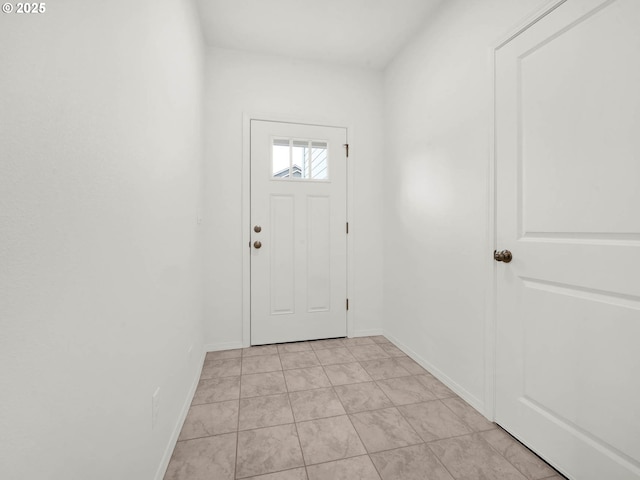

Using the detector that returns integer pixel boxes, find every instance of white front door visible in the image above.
[495,1,640,479]
[250,120,347,345]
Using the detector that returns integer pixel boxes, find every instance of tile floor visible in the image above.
[164,336,564,480]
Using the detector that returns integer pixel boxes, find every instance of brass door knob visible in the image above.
[494,250,512,263]
[253,241,262,249]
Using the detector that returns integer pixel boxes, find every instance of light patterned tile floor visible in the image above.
[164,336,564,480]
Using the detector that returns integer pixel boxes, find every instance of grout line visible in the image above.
[316,360,360,367]
[484,425,564,479]
[233,349,244,480]
[438,395,497,433]
[479,432,537,480]
[367,397,423,442]
[334,384,372,455]
[282,364,322,371]
[426,430,500,445]
[175,428,238,444]
[420,441,459,480]
[304,452,380,471]
[310,344,348,352]
[190,378,241,407]
[367,453,384,480]
[241,466,307,480]
[424,436,478,480]
[283,358,308,474]
[238,466,306,480]
[234,390,240,479]
[293,411,351,427]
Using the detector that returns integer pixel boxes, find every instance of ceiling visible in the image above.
[195,0,444,69]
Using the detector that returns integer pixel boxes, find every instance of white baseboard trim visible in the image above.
[384,332,487,417]
[154,348,205,480]
[350,328,384,338]
[203,341,244,353]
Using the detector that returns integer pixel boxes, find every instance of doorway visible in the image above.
[249,120,348,345]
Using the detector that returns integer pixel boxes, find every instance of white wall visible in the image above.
[383,0,547,412]
[203,47,385,348]
[0,1,205,479]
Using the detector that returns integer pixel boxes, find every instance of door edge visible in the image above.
[485,0,567,423]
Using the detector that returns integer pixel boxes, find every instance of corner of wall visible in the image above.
[154,349,206,480]
[383,332,487,415]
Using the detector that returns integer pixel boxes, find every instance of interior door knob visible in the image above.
[494,250,512,263]
[253,241,262,249]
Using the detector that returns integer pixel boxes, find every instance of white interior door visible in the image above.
[250,120,347,345]
[495,0,640,478]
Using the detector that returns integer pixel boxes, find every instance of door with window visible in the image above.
[495,0,640,478]
[250,120,347,345]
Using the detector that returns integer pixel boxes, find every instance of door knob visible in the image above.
[494,250,512,263]
[254,225,262,233]
[253,241,262,249]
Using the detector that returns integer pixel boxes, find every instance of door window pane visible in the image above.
[272,139,291,178]
[292,140,308,178]
[310,142,328,180]
[272,138,329,181]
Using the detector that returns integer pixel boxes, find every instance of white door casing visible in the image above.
[250,120,348,345]
[495,0,640,479]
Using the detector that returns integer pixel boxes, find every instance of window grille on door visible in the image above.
[272,138,329,181]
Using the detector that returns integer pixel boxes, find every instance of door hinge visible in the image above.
[346,222,349,234]
[346,298,349,311]
[344,143,349,158]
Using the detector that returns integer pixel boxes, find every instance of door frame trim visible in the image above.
[485,0,567,421]
[242,113,353,347]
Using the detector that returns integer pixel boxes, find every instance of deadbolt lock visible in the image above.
[254,225,262,233]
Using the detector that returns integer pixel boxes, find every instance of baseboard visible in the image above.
[154,348,205,480]
[350,328,384,338]
[203,341,244,352]
[383,332,487,416]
